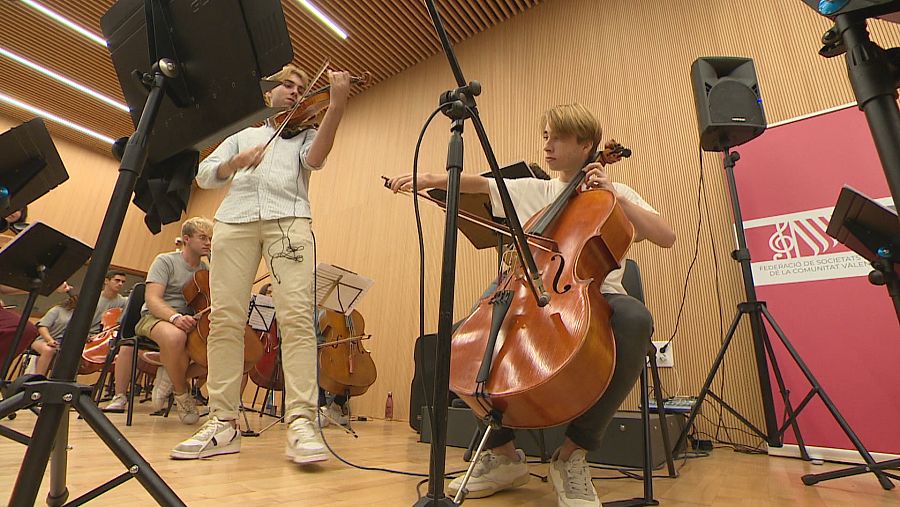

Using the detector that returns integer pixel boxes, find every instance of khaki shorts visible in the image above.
[134,313,164,338]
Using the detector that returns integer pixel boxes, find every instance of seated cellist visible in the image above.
[103,217,212,423]
[387,103,676,507]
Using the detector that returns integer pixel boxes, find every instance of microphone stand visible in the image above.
[415,2,548,505]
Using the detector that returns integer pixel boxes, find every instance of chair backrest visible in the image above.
[118,282,146,339]
[621,259,645,304]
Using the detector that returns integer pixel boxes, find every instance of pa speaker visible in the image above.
[691,57,767,152]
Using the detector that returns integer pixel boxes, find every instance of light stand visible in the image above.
[416,2,549,505]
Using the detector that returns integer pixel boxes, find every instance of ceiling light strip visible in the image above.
[0,92,115,144]
[0,48,128,113]
[20,0,107,47]
[296,0,349,40]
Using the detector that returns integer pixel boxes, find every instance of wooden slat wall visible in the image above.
[190,0,900,445]
[0,0,541,154]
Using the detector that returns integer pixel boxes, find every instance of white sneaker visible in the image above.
[174,392,199,425]
[102,394,127,413]
[327,402,349,426]
[170,417,240,459]
[447,449,529,499]
[286,417,328,464]
[549,449,600,507]
[151,367,173,411]
[317,406,332,428]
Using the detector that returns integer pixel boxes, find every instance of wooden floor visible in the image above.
[0,403,897,506]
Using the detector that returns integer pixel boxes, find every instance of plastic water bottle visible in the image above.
[264,391,276,416]
[385,392,394,421]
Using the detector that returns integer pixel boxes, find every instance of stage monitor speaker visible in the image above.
[420,407,686,470]
[409,333,459,431]
[691,57,767,152]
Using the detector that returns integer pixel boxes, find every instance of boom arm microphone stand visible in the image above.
[416,2,549,505]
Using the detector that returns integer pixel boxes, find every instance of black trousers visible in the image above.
[484,293,653,451]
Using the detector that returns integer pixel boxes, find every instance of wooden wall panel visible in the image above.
[187,0,900,445]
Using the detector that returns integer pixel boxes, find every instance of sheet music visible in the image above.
[314,263,374,315]
[247,294,276,331]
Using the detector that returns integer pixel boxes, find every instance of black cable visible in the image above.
[657,142,706,361]
[699,149,743,449]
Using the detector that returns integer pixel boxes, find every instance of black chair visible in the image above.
[91,283,159,426]
[606,259,677,507]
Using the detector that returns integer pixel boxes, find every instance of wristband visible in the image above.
[168,313,183,324]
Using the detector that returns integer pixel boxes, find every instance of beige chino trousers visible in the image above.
[206,218,317,422]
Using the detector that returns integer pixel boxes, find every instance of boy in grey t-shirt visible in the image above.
[32,294,78,376]
[104,217,212,422]
[91,271,128,334]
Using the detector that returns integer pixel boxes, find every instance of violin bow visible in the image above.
[381,176,559,254]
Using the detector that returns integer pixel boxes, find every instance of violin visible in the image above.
[272,72,371,139]
[183,270,265,374]
[449,149,635,429]
[79,307,123,375]
[317,309,376,397]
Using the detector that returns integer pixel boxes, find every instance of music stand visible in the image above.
[315,264,374,315]
[0,118,69,216]
[827,186,900,322]
[0,1,293,505]
[0,222,91,382]
[426,161,539,250]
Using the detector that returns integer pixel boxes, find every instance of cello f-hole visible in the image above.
[550,254,571,294]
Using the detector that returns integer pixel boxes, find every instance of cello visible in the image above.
[317,309,376,397]
[449,150,634,429]
[183,270,265,373]
[249,315,283,391]
[79,307,123,375]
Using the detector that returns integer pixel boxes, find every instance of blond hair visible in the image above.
[267,64,309,85]
[541,104,602,152]
[181,217,212,238]
[264,64,309,107]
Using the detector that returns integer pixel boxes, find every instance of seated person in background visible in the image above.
[91,271,127,334]
[0,208,70,379]
[0,288,39,380]
[103,217,211,422]
[31,292,79,376]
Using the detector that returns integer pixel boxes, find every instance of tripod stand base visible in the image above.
[801,458,900,490]
[412,497,458,507]
[604,499,659,507]
[0,381,185,506]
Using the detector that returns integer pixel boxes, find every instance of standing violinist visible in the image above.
[173,65,350,463]
[387,104,675,507]
[106,217,212,423]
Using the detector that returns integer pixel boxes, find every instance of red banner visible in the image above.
[733,105,899,454]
